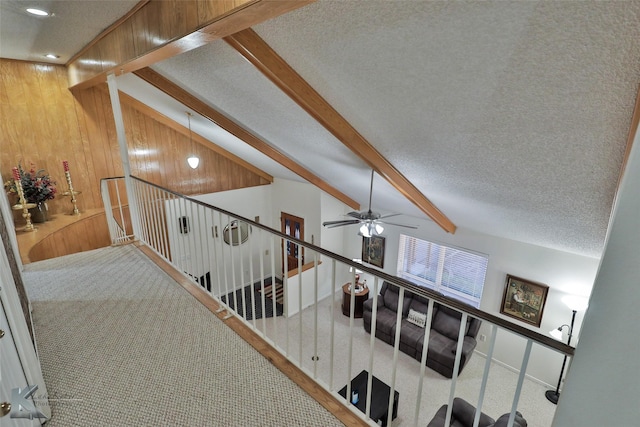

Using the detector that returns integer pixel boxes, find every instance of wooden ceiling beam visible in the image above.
[224,28,456,234]
[67,0,314,89]
[133,67,360,210]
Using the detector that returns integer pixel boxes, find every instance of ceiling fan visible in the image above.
[322,170,417,237]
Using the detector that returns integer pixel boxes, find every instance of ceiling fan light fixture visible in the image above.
[360,223,371,237]
[375,223,384,234]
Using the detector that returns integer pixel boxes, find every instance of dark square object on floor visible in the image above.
[338,370,399,426]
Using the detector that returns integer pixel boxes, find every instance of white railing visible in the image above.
[100,177,134,244]
[103,176,573,427]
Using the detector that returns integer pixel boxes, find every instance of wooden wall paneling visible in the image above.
[73,88,108,210]
[158,118,174,189]
[119,89,272,182]
[145,117,164,183]
[71,88,102,211]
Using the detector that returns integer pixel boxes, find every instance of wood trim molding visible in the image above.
[116,89,273,183]
[133,67,360,210]
[224,28,456,234]
[67,0,314,89]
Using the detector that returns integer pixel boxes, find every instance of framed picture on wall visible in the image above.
[362,235,385,268]
[500,274,549,327]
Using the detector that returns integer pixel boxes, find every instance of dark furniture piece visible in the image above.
[341,282,369,318]
[363,282,481,378]
[338,370,399,427]
[427,397,528,427]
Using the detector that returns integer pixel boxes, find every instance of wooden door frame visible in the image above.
[280,212,304,274]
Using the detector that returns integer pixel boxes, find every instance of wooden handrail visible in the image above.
[127,174,574,357]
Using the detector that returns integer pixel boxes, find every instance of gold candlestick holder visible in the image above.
[63,170,81,215]
[12,177,36,232]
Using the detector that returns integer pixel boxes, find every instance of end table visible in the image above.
[342,282,369,318]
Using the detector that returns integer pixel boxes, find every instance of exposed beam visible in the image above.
[67,0,314,89]
[224,28,457,234]
[117,89,274,183]
[133,68,360,210]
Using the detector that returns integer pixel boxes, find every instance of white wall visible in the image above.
[271,178,335,315]
[552,122,640,425]
[340,215,599,387]
[165,180,346,316]
[164,185,274,295]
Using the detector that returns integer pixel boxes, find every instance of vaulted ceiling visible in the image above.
[2,1,639,258]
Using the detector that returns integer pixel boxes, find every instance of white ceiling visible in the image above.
[2,1,639,259]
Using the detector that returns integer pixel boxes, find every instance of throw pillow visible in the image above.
[407,308,427,328]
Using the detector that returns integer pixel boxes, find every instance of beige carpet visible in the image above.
[23,245,344,427]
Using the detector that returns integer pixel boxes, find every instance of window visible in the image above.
[397,234,488,308]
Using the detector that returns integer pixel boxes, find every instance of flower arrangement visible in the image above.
[4,164,57,204]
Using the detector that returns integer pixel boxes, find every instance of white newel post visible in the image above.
[106,73,142,241]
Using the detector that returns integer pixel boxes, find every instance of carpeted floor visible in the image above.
[23,245,344,427]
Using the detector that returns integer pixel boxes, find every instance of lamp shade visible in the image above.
[360,223,371,237]
[187,156,200,169]
[549,328,563,340]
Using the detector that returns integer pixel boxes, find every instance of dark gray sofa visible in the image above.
[363,282,481,378]
[427,397,527,427]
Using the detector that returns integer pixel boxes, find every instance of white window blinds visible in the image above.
[397,234,488,308]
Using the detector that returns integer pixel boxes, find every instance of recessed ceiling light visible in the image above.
[26,8,50,16]
[45,54,60,59]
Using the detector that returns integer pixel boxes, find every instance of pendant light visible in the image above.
[186,112,200,169]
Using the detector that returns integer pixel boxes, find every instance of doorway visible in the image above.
[281,212,304,273]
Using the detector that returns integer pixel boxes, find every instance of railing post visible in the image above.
[106,74,142,240]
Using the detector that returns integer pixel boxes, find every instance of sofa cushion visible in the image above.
[399,319,428,349]
[432,305,474,340]
[382,283,413,316]
[424,330,457,366]
[408,293,429,312]
[370,307,399,338]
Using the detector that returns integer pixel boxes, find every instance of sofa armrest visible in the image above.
[451,336,478,357]
[451,398,495,427]
[363,296,385,313]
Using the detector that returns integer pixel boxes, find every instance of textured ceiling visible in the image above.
[0,0,138,64]
[1,1,639,258]
[150,1,640,257]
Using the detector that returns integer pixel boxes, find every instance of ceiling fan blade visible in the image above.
[322,219,360,228]
[378,220,418,229]
[379,213,401,219]
[346,211,364,219]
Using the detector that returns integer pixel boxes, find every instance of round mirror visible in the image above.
[223,220,251,246]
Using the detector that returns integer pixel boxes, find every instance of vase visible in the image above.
[29,203,48,223]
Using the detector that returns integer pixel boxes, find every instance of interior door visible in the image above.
[281,212,304,273]
[0,300,42,426]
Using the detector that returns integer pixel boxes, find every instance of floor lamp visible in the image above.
[545,295,588,404]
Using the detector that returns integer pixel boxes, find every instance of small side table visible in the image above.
[342,283,369,318]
